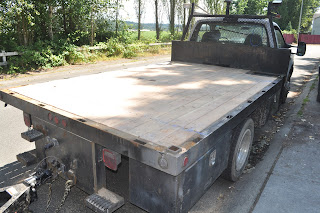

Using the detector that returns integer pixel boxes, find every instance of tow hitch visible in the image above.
[0,168,52,213]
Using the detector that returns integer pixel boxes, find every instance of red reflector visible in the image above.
[61,120,67,127]
[54,116,59,124]
[183,156,189,167]
[103,149,121,171]
[23,112,32,127]
[48,113,53,121]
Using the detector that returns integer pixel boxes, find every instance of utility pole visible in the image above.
[297,0,304,42]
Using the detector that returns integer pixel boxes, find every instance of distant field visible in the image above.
[130,31,181,42]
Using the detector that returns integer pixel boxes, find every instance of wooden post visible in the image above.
[0,51,19,66]
[1,50,7,66]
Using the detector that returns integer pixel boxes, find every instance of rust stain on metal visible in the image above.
[35,124,48,135]
[153,145,166,152]
[63,131,68,138]
[131,141,141,147]
[182,141,197,150]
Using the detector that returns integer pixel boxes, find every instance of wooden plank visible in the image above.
[87,63,233,122]
[101,65,245,130]
[134,78,271,144]
[126,71,257,134]
[156,81,274,147]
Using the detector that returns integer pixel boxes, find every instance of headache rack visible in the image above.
[181,1,283,45]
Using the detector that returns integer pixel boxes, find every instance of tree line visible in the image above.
[0,0,319,74]
[1,0,319,50]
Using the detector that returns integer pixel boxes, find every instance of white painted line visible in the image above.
[5,171,12,175]
[13,162,21,166]
[10,173,24,180]
[0,166,9,172]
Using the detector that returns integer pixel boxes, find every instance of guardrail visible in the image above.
[149,42,171,46]
[77,42,172,51]
[0,51,19,66]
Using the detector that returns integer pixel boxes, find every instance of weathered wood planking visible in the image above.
[12,62,276,147]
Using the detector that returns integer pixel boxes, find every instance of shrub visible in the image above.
[123,43,144,58]
[2,34,170,74]
[106,38,125,56]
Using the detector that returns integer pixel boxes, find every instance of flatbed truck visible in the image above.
[0,1,306,213]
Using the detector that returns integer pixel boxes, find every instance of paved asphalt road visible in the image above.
[0,46,319,213]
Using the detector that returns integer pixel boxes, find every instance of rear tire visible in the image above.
[222,118,254,182]
[281,68,293,104]
[280,81,290,104]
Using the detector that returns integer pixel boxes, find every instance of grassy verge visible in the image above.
[297,76,318,116]
[0,39,172,75]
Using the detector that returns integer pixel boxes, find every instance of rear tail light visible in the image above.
[103,149,121,171]
[23,112,32,127]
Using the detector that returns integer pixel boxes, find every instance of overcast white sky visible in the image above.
[120,1,211,24]
[121,0,169,24]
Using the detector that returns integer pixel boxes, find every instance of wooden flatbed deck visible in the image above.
[11,62,277,147]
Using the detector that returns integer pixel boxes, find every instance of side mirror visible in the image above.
[296,42,306,56]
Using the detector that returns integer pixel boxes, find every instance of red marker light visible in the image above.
[61,120,67,127]
[183,156,189,167]
[54,116,59,124]
[48,113,53,121]
[23,112,32,127]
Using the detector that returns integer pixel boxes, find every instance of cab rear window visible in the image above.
[190,22,269,47]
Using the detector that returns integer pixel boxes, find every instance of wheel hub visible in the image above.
[236,129,252,171]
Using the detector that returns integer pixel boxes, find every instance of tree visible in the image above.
[182,0,186,30]
[205,0,224,14]
[115,0,120,36]
[169,0,176,35]
[155,0,160,40]
[135,0,144,40]
[0,0,38,46]
[232,0,248,14]
[276,0,320,33]
[205,0,215,14]
[243,0,270,15]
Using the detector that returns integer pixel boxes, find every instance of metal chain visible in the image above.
[45,174,59,213]
[54,180,74,213]
[45,182,53,213]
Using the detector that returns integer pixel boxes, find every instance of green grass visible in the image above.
[310,79,317,91]
[129,31,181,43]
[130,31,157,42]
